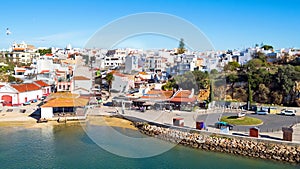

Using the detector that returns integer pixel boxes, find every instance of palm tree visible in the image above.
[105,73,114,96]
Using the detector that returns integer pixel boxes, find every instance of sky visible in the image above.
[0,0,299,50]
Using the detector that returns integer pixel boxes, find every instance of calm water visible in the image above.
[0,123,298,169]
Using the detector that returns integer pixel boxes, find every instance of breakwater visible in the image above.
[134,122,300,163]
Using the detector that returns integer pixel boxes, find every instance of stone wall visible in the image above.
[134,122,300,163]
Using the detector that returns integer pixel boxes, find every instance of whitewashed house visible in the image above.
[0,83,43,106]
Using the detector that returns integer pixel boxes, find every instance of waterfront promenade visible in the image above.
[1,100,299,143]
[88,104,300,143]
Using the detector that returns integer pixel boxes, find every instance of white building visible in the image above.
[125,55,139,73]
[10,42,39,64]
[0,82,46,106]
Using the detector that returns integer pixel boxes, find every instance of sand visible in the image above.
[0,111,137,130]
[87,116,138,130]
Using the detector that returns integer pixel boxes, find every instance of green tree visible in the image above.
[38,48,52,56]
[105,73,114,94]
[210,69,218,75]
[248,81,253,105]
[270,91,283,105]
[192,70,209,89]
[244,59,264,69]
[261,45,273,50]
[275,65,297,105]
[224,62,240,72]
[255,84,270,104]
[162,78,177,91]
[226,73,239,99]
[209,80,214,102]
[177,38,185,54]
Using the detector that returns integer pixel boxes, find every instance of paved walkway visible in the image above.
[92,105,300,143]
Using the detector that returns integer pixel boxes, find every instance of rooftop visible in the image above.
[34,80,50,87]
[11,83,40,92]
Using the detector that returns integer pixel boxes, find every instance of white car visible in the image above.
[281,110,296,116]
[256,110,268,115]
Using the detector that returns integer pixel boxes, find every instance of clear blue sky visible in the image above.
[0,0,299,50]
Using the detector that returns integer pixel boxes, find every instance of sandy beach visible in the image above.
[87,116,138,130]
[0,110,137,130]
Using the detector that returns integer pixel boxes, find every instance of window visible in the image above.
[59,85,61,89]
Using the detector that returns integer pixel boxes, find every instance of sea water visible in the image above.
[0,123,298,169]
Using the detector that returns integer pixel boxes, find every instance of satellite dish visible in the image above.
[6,28,11,35]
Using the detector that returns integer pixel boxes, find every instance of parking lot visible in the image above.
[196,112,299,132]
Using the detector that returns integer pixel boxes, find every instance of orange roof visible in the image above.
[16,69,26,72]
[174,90,192,98]
[45,92,79,101]
[139,72,148,75]
[141,90,173,100]
[0,85,4,88]
[13,48,25,51]
[56,70,66,73]
[11,83,40,92]
[170,97,197,103]
[40,70,50,74]
[73,76,90,80]
[34,80,50,87]
[45,53,53,56]
[41,97,88,107]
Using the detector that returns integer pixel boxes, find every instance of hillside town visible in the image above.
[0,41,300,117]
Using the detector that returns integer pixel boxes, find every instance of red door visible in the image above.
[2,95,12,106]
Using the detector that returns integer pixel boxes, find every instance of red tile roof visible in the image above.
[174,90,192,98]
[73,76,90,80]
[16,69,26,72]
[141,90,173,100]
[11,83,40,92]
[40,70,49,74]
[34,80,50,87]
[13,48,25,51]
[170,97,196,103]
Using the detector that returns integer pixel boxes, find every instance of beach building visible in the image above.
[40,93,88,119]
[0,82,44,106]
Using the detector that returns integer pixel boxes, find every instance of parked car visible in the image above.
[215,121,233,130]
[31,99,38,103]
[280,109,296,116]
[256,110,268,115]
[23,101,31,106]
[40,96,47,101]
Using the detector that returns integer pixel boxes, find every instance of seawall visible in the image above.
[127,118,300,163]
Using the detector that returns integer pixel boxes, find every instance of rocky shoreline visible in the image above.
[134,122,300,163]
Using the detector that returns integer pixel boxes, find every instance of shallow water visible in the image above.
[0,122,298,169]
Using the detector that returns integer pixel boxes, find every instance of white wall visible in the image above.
[41,107,53,118]
[19,90,42,103]
[73,80,92,95]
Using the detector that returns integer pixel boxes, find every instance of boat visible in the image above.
[37,118,48,123]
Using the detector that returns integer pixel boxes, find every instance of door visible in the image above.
[2,95,12,106]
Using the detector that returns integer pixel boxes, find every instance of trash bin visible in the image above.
[249,127,259,137]
[282,127,293,141]
[173,117,184,127]
[196,121,205,130]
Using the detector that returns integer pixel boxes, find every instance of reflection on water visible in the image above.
[0,123,298,169]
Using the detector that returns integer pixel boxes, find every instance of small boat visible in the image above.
[37,118,48,123]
